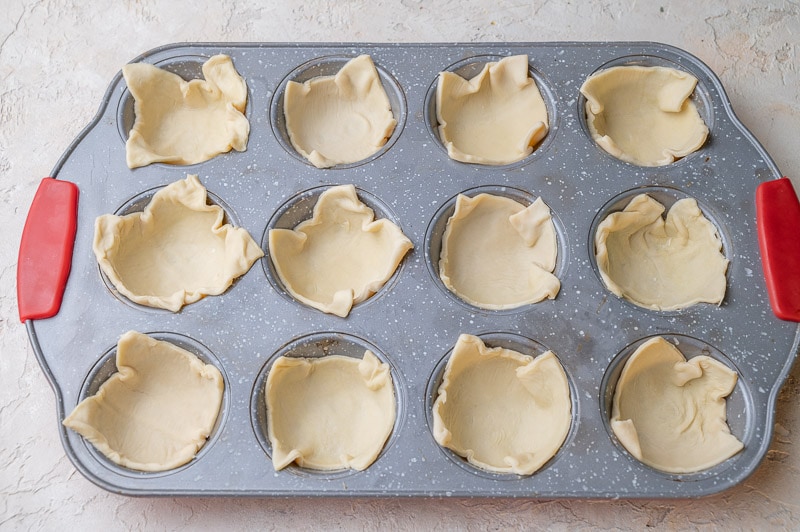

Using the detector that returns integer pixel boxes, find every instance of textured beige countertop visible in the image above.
[2,1,799,529]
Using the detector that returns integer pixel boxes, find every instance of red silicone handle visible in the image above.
[17,178,79,322]
[756,177,800,322]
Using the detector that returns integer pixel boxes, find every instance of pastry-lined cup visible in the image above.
[423,55,558,169]
[588,185,732,314]
[250,332,405,479]
[424,185,569,314]
[116,54,253,163]
[97,184,243,313]
[261,185,409,313]
[424,332,578,479]
[269,55,406,169]
[577,54,715,168]
[600,333,753,480]
[68,332,229,477]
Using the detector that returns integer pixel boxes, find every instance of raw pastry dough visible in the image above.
[436,55,548,165]
[611,336,744,473]
[580,65,708,166]
[63,331,224,472]
[123,54,249,168]
[266,351,395,471]
[269,184,413,317]
[440,193,560,309]
[284,55,396,168]
[94,174,264,312]
[432,334,571,475]
[595,194,727,310]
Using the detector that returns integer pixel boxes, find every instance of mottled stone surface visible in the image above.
[1,1,798,529]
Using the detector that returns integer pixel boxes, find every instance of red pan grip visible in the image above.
[17,178,79,322]
[756,177,800,322]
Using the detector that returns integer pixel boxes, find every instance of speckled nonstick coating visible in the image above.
[27,42,799,497]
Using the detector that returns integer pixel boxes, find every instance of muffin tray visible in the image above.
[20,42,800,498]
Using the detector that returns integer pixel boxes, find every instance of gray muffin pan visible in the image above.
[26,42,799,498]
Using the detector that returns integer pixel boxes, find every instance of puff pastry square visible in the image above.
[63,331,224,472]
[94,174,264,311]
[123,54,249,168]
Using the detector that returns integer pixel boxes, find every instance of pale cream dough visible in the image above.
[611,336,744,473]
[594,193,727,310]
[268,184,413,317]
[432,334,571,475]
[436,55,549,165]
[63,331,224,472]
[439,193,560,309]
[266,350,395,471]
[580,65,708,166]
[284,55,396,168]
[123,54,249,168]
[94,174,264,312]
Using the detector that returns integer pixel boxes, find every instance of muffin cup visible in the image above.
[250,331,406,479]
[261,184,409,313]
[97,184,243,313]
[68,331,230,477]
[423,54,559,169]
[269,55,406,169]
[116,54,254,168]
[599,333,753,480]
[424,331,578,479]
[424,185,570,314]
[576,54,715,168]
[588,185,732,315]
